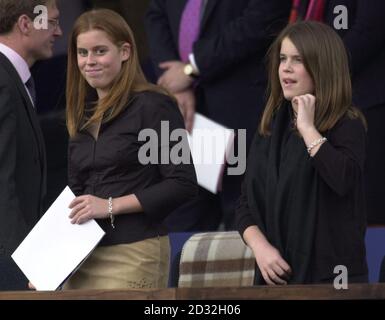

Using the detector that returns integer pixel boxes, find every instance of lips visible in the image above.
[282,78,297,85]
[281,78,298,89]
[85,69,102,77]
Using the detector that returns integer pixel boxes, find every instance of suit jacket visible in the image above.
[324,0,385,109]
[145,0,291,145]
[0,52,46,288]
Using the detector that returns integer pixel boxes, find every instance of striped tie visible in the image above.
[305,0,325,21]
[289,0,325,23]
[25,76,37,107]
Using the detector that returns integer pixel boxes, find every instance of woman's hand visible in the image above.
[253,241,292,285]
[243,225,292,285]
[174,89,196,133]
[69,195,109,224]
[28,282,36,290]
[292,94,316,135]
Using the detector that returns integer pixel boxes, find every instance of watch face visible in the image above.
[184,64,194,75]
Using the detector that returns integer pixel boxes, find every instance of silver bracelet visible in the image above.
[108,197,115,229]
[307,137,327,155]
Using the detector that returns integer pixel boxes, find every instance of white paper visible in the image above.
[11,186,105,291]
[188,113,234,194]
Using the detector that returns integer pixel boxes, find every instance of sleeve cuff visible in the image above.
[310,140,330,168]
[188,53,200,75]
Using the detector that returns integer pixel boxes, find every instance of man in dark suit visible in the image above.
[323,0,385,225]
[145,0,291,231]
[0,0,62,290]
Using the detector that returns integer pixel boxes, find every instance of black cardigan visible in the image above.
[68,91,198,246]
[236,109,368,283]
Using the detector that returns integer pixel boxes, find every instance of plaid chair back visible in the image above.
[178,231,255,287]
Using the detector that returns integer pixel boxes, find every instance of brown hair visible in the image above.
[0,0,55,34]
[66,9,168,138]
[259,21,366,135]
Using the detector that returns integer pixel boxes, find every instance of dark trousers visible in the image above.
[380,256,385,282]
[316,274,368,284]
[0,257,28,291]
[363,105,385,225]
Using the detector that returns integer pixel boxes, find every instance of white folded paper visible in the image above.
[12,186,105,291]
[188,113,234,194]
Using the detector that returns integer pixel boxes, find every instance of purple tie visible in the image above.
[178,0,203,62]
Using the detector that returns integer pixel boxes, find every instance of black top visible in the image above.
[236,105,368,283]
[68,91,198,246]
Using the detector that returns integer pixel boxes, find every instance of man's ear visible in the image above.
[121,43,131,62]
[17,14,33,35]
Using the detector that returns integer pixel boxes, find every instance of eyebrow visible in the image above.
[279,53,301,57]
[77,45,109,50]
[48,14,60,20]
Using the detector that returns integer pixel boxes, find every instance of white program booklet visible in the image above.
[188,113,234,194]
[12,186,105,291]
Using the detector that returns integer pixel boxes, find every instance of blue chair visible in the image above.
[365,226,385,282]
[168,232,196,287]
[380,256,385,282]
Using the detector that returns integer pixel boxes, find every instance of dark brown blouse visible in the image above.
[68,91,198,246]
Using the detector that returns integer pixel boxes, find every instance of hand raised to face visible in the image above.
[292,94,316,135]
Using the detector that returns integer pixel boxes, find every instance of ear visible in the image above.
[17,14,34,35]
[120,43,131,62]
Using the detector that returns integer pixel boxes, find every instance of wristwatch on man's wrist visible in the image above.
[183,63,198,78]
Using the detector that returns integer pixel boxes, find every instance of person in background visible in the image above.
[0,0,62,290]
[63,9,197,289]
[145,0,291,232]
[290,0,385,225]
[236,21,368,284]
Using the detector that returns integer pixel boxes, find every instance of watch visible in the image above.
[183,63,197,78]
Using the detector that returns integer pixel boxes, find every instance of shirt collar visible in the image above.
[0,43,31,84]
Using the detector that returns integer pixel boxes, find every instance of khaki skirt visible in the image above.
[63,236,170,290]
